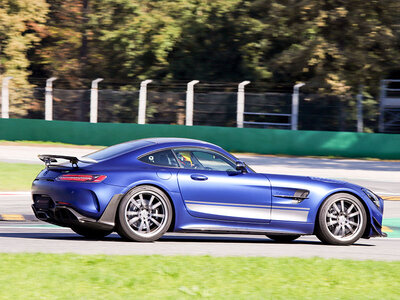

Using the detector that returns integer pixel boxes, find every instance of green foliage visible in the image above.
[165,0,266,81]
[85,0,264,82]
[3,0,400,116]
[250,0,400,95]
[30,0,400,96]
[35,0,89,87]
[0,0,48,115]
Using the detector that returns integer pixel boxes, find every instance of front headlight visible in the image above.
[362,188,380,208]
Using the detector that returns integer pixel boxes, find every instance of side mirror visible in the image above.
[236,161,247,173]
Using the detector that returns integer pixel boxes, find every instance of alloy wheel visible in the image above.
[124,190,168,238]
[325,198,363,241]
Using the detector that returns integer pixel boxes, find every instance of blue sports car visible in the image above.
[32,138,385,245]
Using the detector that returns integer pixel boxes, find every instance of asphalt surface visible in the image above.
[0,225,399,260]
[0,144,399,260]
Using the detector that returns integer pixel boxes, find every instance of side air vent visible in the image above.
[273,189,310,203]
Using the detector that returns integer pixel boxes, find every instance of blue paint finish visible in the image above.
[177,169,271,223]
[31,137,385,239]
[32,179,124,219]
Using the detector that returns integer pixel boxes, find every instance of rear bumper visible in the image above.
[32,193,123,230]
[32,178,124,219]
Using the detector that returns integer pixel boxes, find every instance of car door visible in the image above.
[174,148,271,223]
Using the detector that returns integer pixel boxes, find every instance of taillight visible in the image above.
[56,174,107,183]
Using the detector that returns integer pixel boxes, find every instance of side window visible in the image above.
[139,150,179,167]
[173,149,236,171]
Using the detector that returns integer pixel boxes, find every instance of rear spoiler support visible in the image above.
[38,154,97,168]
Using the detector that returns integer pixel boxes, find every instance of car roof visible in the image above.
[141,137,213,146]
[132,137,232,158]
[86,137,236,164]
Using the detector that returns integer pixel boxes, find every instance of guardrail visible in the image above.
[1,118,400,159]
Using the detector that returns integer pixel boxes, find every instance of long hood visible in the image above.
[261,173,365,202]
[262,173,349,188]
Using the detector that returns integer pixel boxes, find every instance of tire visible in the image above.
[116,185,173,242]
[316,193,367,245]
[71,226,113,239]
[266,234,301,243]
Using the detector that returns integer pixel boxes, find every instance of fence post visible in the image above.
[1,76,13,119]
[356,85,364,133]
[291,83,305,130]
[90,78,103,123]
[45,77,57,121]
[186,80,199,126]
[138,79,152,124]
[237,81,250,128]
[378,80,387,133]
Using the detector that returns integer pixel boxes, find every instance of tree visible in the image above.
[250,0,400,95]
[166,0,266,81]
[33,0,89,87]
[0,0,48,115]
[86,0,265,82]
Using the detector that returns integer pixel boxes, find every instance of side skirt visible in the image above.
[178,228,307,236]
[177,221,314,236]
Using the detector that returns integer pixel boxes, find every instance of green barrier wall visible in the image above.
[1,118,400,159]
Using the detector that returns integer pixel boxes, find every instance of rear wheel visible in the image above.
[316,193,367,245]
[116,185,172,242]
[266,234,300,243]
[71,226,113,239]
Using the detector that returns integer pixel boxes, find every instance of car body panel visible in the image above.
[177,169,272,223]
[31,138,385,239]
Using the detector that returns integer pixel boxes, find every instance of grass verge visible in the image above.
[0,254,399,299]
[0,140,102,148]
[0,162,43,191]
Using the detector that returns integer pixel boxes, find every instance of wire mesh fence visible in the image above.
[4,84,383,133]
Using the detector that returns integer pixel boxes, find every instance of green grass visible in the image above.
[0,140,82,146]
[0,162,43,191]
[0,140,102,148]
[0,254,399,299]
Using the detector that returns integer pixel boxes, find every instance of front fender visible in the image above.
[311,186,384,238]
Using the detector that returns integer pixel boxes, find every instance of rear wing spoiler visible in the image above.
[38,154,97,168]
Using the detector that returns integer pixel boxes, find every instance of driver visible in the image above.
[177,151,194,168]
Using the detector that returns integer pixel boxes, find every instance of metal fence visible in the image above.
[0,77,390,133]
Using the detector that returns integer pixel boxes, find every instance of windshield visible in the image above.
[85,140,154,161]
[244,162,256,173]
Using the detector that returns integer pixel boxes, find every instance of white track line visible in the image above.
[0,191,31,196]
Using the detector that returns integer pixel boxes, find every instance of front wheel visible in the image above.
[316,193,367,245]
[116,185,173,242]
[266,234,301,243]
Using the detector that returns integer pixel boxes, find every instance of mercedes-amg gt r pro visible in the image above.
[32,138,385,245]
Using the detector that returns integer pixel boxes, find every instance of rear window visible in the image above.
[139,150,179,167]
[85,140,154,161]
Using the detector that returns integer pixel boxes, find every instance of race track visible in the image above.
[0,224,399,261]
[0,144,399,260]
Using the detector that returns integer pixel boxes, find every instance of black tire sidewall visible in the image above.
[117,185,173,242]
[316,193,367,245]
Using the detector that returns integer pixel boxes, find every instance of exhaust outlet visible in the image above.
[36,211,49,220]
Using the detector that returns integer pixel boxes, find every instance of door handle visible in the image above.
[190,174,208,181]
